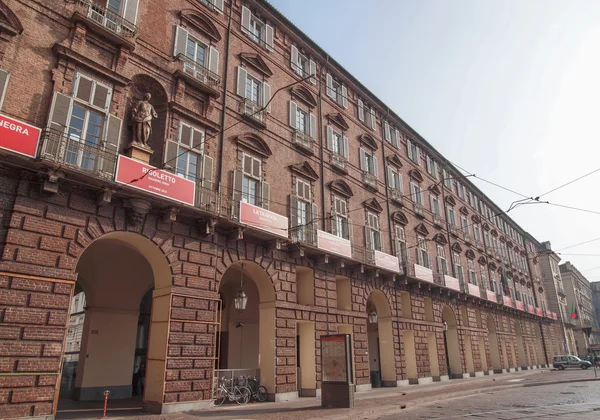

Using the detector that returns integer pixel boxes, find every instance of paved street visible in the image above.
[56,368,600,419]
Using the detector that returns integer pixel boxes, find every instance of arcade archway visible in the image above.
[366,290,395,387]
[442,305,462,378]
[515,321,528,369]
[487,314,502,372]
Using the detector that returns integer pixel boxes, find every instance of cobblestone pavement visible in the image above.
[55,368,600,420]
[381,380,600,419]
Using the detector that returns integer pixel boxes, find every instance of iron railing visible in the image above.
[433,214,444,227]
[292,130,314,153]
[330,152,347,172]
[390,189,404,205]
[40,130,117,180]
[362,172,377,189]
[413,202,424,217]
[289,225,317,247]
[240,99,265,124]
[176,54,221,90]
[75,0,137,37]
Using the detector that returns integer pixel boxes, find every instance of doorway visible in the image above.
[442,305,462,378]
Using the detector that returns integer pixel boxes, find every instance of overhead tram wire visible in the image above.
[536,166,600,199]
[554,237,600,252]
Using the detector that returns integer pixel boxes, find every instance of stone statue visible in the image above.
[131,93,158,147]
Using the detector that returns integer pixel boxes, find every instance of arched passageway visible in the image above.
[515,321,528,369]
[217,261,276,397]
[442,306,462,378]
[366,290,396,387]
[487,315,502,372]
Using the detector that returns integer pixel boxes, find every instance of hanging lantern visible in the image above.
[234,263,248,311]
[368,308,378,324]
[443,321,448,331]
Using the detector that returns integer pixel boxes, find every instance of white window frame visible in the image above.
[437,245,448,275]
[426,155,438,179]
[430,194,441,216]
[241,152,262,205]
[333,195,349,240]
[417,235,430,268]
[172,122,205,181]
[474,224,482,242]
[366,212,381,252]
[407,139,419,164]
[453,252,464,281]
[468,259,477,285]
[446,206,456,227]
[480,265,488,289]
[410,182,422,205]
[388,167,402,192]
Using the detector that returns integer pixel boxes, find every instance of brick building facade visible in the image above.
[0,0,564,418]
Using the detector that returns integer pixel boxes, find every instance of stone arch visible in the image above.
[441,305,462,378]
[366,289,396,385]
[486,314,502,372]
[180,10,222,42]
[0,1,24,36]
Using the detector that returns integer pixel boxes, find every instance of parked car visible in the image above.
[553,355,592,370]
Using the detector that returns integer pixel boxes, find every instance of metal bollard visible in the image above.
[100,390,110,419]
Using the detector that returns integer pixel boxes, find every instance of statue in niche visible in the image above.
[131,93,158,148]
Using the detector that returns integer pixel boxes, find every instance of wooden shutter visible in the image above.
[261,181,270,210]
[365,226,373,250]
[198,154,214,209]
[179,123,192,147]
[164,140,178,169]
[330,211,337,236]
[100,114,121,174]
[326,73,333,98]
[209,46,219,75]
[393,129,400,148]
[387,167,394,189]
[212,0,224,13]
[75,75,93,103]
[232,170,243,218]
[342,136,349,159]
[373,156,379,178]
[326,126,333,151]
[384,122,391,141]
[290,45,299,72]
[357,98,365,122]
[309,113,316,139]
[341,84,348,108]
[310,203,318,226]
[265,24,274,51]
[123,0,139,24]
[289,195,298,228]
[174,26,189,57]
[262,82,271,112]
[309,60,316,84]
[48,92,72,134]
[93,84,110,109]
[359,148,366,171]
[241,6,251,33]
[192,129,204,152]
[369,108,376,130]
[0,70,9,110]
[236,67,247,97]
[289,100,297,128]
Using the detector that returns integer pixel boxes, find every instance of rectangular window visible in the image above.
[460,215,469,234]
[437,245,448,275]
[333,196,349,240]
[446,206,456,227]
[407,139,419,164]
[242,153,261,205]
[245,75,261,104]
[468,260,477,285]
[331,129,343,155]
[388,167,402,191]
[394,225,408,265]
[483,230,490,247]
[366,212,381,251]
[474,224,482,242]
[430,195,441,216]
[480,265,488,289]
[490,272,498,293]
[454,253,464,281]
[417,236,430,268]
[172,122,204,181]
[443,169,452,189]
[456,182,466,200]
[185,36,207,68]
[426,156,438,179]
[410,182,422,205]
[295,107,308,134]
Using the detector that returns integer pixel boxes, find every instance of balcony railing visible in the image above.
[433,214,444,228]
[75,0,137,38]
[240,99,265,126]
[40,130,117,180]
[176,54,220,92]
[462,232,473,244]
[330,152,348,172]
[362,172,378,190]
[449,225,459,237]
[289,225,317,247]
[413,202,425,217]
[475,240,484,251]
[390,189,404,206]
[292,130,314,154]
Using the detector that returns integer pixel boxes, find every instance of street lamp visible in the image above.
[234,263,248,311]
[368,308,378,324]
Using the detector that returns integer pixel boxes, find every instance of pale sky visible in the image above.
[269,0,600,279]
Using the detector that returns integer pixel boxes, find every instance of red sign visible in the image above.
[527,305,535,314]
[444,275,461,291]
[546,310,553,318]
[115,155,196,206]
[486,290,497,302]
[239,201,288,238]
[553,312,558,320]
[503,296,513,307]
[375,250,400,273]
[515,301,525,311]
[0,114,41,158]
[317,230,352,258]
[536,308,543,317]
[467,283,480,297]
[415,264,434,283]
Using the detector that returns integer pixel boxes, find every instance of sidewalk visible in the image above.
[56,368,600,420]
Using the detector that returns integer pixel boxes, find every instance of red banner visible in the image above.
[516,301,525,311]
[115,155,196,206]
[503,296,513,307]
[527,305,535,314]
[444,275,461,291]
[467,283,480,297]
[486,290,497,302]
[317,230,352,258]
[553,312,558,320]
[374,250,400,273]
[239,201,288,238]
[546,310,553,318]
[536,308,543,317]
[0,114,41,158]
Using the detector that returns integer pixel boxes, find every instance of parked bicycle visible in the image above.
[213,377,250,406]
[244,376,268,402]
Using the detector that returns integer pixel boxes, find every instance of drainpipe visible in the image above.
[318,57,327,231]
[216,0,234,189]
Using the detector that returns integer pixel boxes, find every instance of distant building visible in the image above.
[560,262,594,356]
[588,282,600,355]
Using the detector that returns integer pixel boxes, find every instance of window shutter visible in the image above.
[262,82,271,112]
[232,170,243,218]
[373,156,379,178]
[75,75,93,103]
[330,212,338,236]
[406,138,412,158]
[384,121,391,141]
[212,0,224,13]
[241,6,251,33]
[309,60,316,84]
[179,123,192,147]
[393,129,400,148]
[101,114,122,174]
[311,203,318,226]
[92,84,110,110]
[326,126,333,151]
[48,92,72,135]
[430,195,435,213]
[0,70,8,110]
[236,67,247,97]
[309,113,316,139]
[341,84,348,108]
[164,140,178,170]
[359,148,366,171]
[261,181,270,210]
[174,26,189,57]
[289,100,297,128]
[123,0,139,24]
[365,226,373,250]
[387,167,394,189]
[290,45,299,72]
[192,129,205,152]
[358,98,365,122]
[198,154,214,208]
[290,195,299,228]
[343,136,349,159]
[209,46,219,75]
[326,73,333,98]
[265,24,274,51]
[369,108,376,130]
